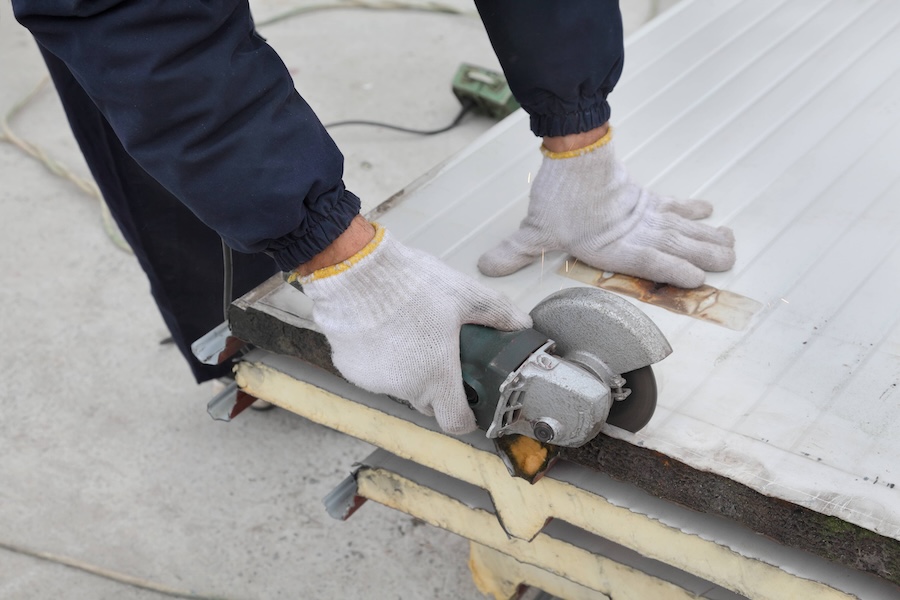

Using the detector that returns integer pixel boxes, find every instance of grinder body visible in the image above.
[460,287,672,447]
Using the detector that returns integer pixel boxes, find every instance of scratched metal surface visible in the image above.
[373,0,900,540]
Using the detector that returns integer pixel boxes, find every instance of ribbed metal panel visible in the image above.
[376,0,900,539]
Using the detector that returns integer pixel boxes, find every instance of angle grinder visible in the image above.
[461,287,671,448]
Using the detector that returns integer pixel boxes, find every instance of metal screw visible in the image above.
[536,354,556,370]
[611,376,632,402]
[533,420,556,443]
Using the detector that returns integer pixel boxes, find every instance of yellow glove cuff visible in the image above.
[540,127,613,159]
[287,222,386,285]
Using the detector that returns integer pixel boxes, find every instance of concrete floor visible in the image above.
[0,2,678,598]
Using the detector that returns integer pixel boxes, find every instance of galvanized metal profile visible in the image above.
[322,472,366,521]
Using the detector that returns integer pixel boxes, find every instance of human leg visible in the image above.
[39,45,279,382]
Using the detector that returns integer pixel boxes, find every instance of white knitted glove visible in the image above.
[297,224,533,434]
[478,130,736,288]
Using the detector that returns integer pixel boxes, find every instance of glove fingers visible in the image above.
[656,211,736,247]
[427,379,478,435]
[658,198,714,220]
[413,332,478,434]
[477,225,557,277]
[411,398,435,417]
[591,244,707,289]
[462,283,533,332]
[645,229,736,273]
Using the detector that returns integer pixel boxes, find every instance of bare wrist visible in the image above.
[295,215,375,277]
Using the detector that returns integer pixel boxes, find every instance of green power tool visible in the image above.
[460,287,672,448]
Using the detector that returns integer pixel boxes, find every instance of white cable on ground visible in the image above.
[0,77,132,253]
[0,539,243,600]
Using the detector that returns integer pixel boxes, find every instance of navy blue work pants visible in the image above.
[39,47,279,382]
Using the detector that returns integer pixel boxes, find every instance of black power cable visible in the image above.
[324,101,474,135]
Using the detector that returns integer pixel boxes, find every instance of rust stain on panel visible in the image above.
[560,261,762,331]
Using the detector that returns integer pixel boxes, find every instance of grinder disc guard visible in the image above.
[606,365,658,433]
[529,287,672,437]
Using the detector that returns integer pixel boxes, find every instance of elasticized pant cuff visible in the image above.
[528,101,611,138]
[269,188,361,271]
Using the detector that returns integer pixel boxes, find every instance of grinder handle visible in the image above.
[459,324,548,432]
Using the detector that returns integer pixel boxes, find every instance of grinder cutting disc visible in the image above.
[605,365,657,433]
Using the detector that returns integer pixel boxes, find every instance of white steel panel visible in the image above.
[613,0,791,121]
[373,0,900,540]
[619,0,742,76]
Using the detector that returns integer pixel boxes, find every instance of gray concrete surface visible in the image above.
[0,2,679,598]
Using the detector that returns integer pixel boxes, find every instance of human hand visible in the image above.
[478,131,736,288]
[298,224,533,434]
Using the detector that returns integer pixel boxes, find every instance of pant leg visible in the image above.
[39,45,279,383]
[474,0,624,137]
